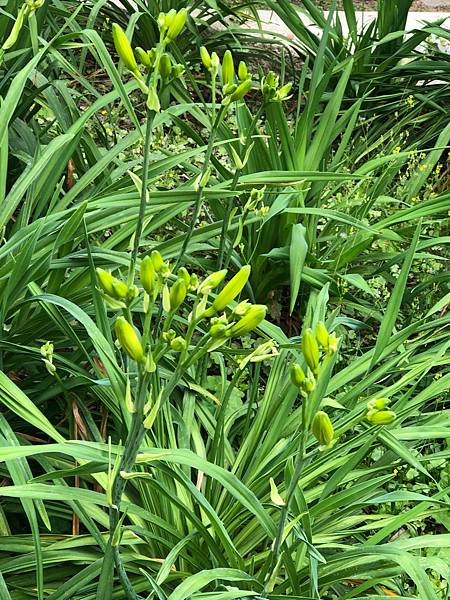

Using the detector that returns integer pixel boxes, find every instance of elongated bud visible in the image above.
[302,328,319,376]
[206,265,251,315]
[238,61,248,82]
[135,47,151,68]
[2,4,28,51]
[151,250,164,272]
[112,24,138,73]
[316,321,329,349]
[226,304,266,337]
[328,332,338,354]
[229,78,252,102]
[160,53,172,79]
[177,267,190,286]
[200,46,211,69]
[311,411,334,448]
[222,50,234,86]
[169,279,187,312]
[96,268,115,296]
[115,316,145,363]
[112,280,129,300]
[290,363,306,388]
[198,269,228,295]
[211,52,220,72]
[161,9,176,31]
[276,82,293,101]
[167,8,187,41]
[140,256,155,295]
[367,410,396,425]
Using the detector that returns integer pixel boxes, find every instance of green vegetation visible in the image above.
[0,0,449,598]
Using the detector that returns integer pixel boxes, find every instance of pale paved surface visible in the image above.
[256,10,449,39]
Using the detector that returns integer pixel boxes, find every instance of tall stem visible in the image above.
[127,110,155,287]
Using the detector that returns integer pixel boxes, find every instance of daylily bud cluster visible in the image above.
[366,397,396,425]
[40,341,56,376]
[112,8,187,112]
[200,46,253,105]
[96,268,139,309]
[261,71,293,103]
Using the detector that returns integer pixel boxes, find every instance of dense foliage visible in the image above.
[0,0,449,598]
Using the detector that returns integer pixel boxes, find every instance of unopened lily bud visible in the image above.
[206,265,251,315]
[169,279,187,312]
[211,52,220,72]
[140,255,156,295]
[290,363,306,388]
[316,321,329,349]
[198,269,228,295]
[222,82,237,97]
[166,8,187,41]
[161,9,176,31]
[151,250,164,272]
[228,79,252,103]
[200,46,211,69]
[115,316,145,363]
[170,336,186,352]
[160,53,172,79]
[112,280,129,300]
[302,328,319,376]
[189,273,198,290]
[147,86,160,112]
[311,411,334,448]
[96,268,115,297]
[367,397,390,411]
[112,24,138,73]
[162,329,176,344]
[328,332,338,354]
[226,304,266,337]
[238,61,248,81]
[303,375,316,394]
[2,4,27,51]
[367,410,396,425]
[222,50,234,86]
[210,322,227,338]
[177,267,190,286]
[135,47,151,68]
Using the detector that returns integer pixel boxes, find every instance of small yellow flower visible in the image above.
[392,146,401,154]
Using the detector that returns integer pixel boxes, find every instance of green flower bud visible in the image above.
[276,82,293,101]
[96,268,115,297]
[303,375,316,394]
[160,53,172,79]
[177,267,190,286]
[162,9,176,31]
[115,316,145,363]
[206,265,251,315]
[112,280,129,300]
[112,24,138,73]
[233,300,252,317]
[238,61,248,81]
[162,329,176,344]
[140,255,156,296]
[210,322,227,338]
[189,274,198,290]
[302,328,319,376]
[226,304,266,338]
[166,8,187,41]
[229,78,252,102]
[198,269,228,295]
[222,82,237,97]
[169,279,187,312]
[151,250,164,272]
[367,410,396,425]
[315,321,329,349]
[222,50,234,86]
[135,47,151,68]
[311,411,334,448]
[2,4,28,51]
[367,397,390,411]
[200,46,211,69]
[290,363,306,388]
[211,52,220,72]
[170,336,186,352]
[328,331,338,354]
